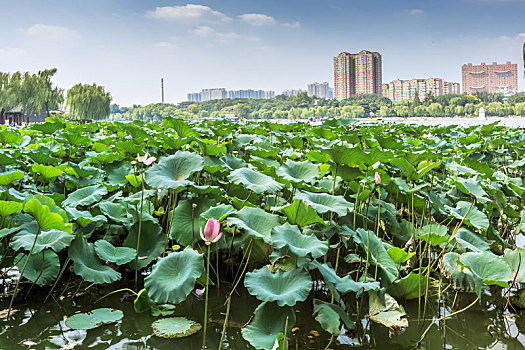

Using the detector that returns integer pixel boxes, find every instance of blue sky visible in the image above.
[0,0,524,105]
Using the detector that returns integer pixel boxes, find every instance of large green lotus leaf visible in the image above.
[294,191,353,217]
[169,197,215,247]
[276,159,320,183]
[276,199,325,227]
[460,251,513,298]
[241,302,296,350]
[94,240,136,265]
[417,223,449,246]
[221,154,248,170]
[25,194,68,221]
[31,121,63,134]
[313,299,355,335]
[63,184,108,208]
[164,117,199,138]
[244,267,312,306]
[388,272,428,300]
[0,200,23,217]
[31,163,63,180]
[152,317,202,338]
[98,201,128,223]
[145,151,203,189]
[369,291,408,335]
[441,252,476,292]
[200,204,236,222]
[227,206,280,244]
[386,247,415,264]
[69,237,121,284]
[0,130,23,145]
[0,152,16,166]
[455,178,490,203]
[228,168,283,194]
[65,308,123,330]
[11,221,74,254]
[446,201,489,230]
[0,226,21,239]
[310,260,380,294]
[326,144,368,166]
[15,250,59,285]
[24,199,72,232]
[504,248,525,283]
[272,223,328,259]
[0,170,25,185]
[353,228,399,285]
[124,219,164,270]
[65,207,107,227]
[105,163,132,185]
[144,248,203,305]
[455,228,490,252]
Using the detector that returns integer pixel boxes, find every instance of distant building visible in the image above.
[334,50,382,100]
[382,78,461,101]
[281,89,305,97]
[307,82,332,99]
[1,106,47,125]
[462,61,518,94]
[187,88,275,102]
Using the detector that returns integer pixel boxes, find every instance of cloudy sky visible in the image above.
[1,0,524,106]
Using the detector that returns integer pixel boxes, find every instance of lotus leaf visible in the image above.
[276,159,320,183]
[145,151,203,189]
[15,250,60,285]
[272,223,328,259]
[446,201,489,230]
[94,240,136,265]
[244,267,312,306]
[369,291,408,336]
[62,184,108,208]
[0,200,23,217]
[24,199,72,232]
[228,206,280,244]
[0,170,25,186]
[313,299,355,335]
[228,168,283,194]
[11,222,73,254]
[124,219,164,269]
[65,308,123,330]
[169,197,215,246]
[294,191,353,216]
[460,251,513,298]
[276,199,325,227]
[241,302,295,350]
[151,317,201,338]
[144,248,203,304]
[388,272,428,300]
[69,237,121,284]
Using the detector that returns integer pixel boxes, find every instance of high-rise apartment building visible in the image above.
[382,78,461,101]
[462,61,518,94]
[333,50,382,100]
[281,89,305,97]
[187,88,275,102]
[307,82,332,99]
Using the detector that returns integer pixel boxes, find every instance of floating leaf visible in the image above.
[151,317,201,338]
[65,308,123,330]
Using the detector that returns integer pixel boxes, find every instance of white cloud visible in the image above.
[0,47,25,58]
[500,33,525,41]
[153,41,175,48]
[190,26,239,42]
[19,24,79,40]
[147,4,231,22]
[238,14,278,26]
[408,9,424,15]
[238,13,300,28]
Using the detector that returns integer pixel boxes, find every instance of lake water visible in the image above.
[366,117,525,128]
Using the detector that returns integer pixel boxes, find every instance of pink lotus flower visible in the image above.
[137,152,156,166]
[375,171,381,185]
[200,218,222,245]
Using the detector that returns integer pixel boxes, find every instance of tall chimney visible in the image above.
[161,78,164,104]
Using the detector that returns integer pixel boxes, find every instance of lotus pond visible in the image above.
[0,117,525,349]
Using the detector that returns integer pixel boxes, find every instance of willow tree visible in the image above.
[66,83,111,121]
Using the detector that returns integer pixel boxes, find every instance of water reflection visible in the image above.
[1,285,525,349]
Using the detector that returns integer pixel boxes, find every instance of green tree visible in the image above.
[427,103,443,117]
[66,83,111,121]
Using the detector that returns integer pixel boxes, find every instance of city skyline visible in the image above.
[0,1,524,105]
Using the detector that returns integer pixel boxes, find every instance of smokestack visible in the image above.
[161,78,164,104]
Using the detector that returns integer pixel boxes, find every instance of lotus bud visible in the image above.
[200,218,223,245]
[375,171,381,185]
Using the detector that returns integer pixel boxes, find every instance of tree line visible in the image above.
[111,91,525,121]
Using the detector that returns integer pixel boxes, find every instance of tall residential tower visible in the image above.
[334,50,382,100]
[462,61,518,94]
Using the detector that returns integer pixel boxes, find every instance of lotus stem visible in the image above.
[202,244,211,349]
[134,173,145,290]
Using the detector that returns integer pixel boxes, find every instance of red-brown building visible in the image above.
[462,61,518,94]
